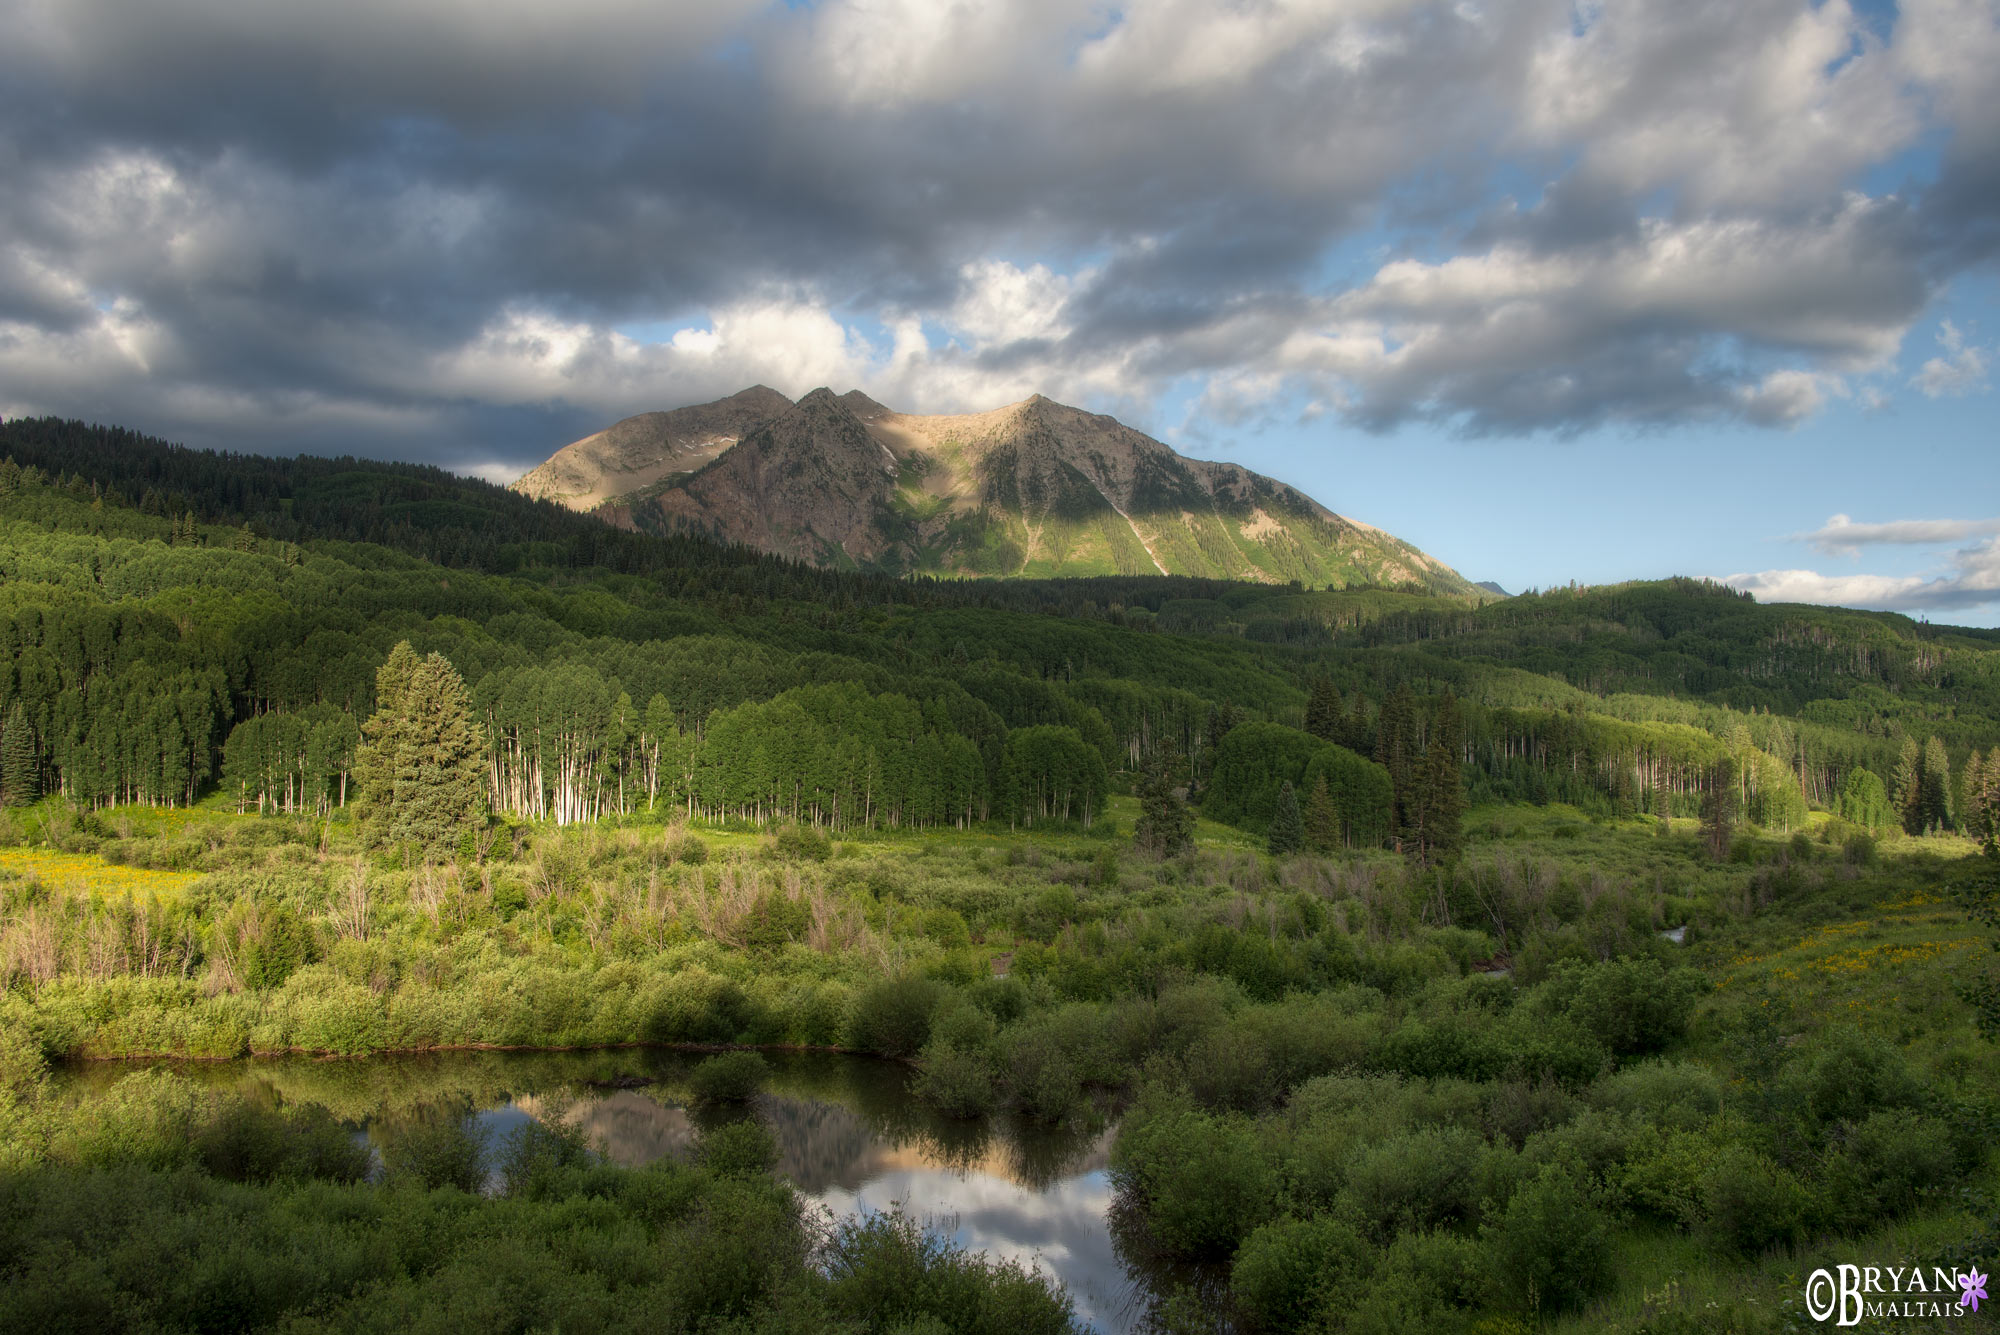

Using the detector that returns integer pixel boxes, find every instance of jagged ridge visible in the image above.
[512,388,1476,592]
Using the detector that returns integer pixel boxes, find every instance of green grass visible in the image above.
[3,796,1995,1333]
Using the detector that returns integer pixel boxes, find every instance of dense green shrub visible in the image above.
[696,1119,779,1178]
[922,906,974,949]
[495,1117,594,1199]
[1537,958,1705,1058]
[993,1004,1117,1123]
[1700,1145,1808,1256]
[821,1211,1079,1335]
[1230,1215,1372,1330]
[38,1068,204,1170]
[966,975,1029,1024]
[1795,1032,1919,1126]
[1248,1003,1344,1080]
[1013,885,1079,942]
[1484,1164,1613,1315]
[1501,1013,1613,1087]
[1620,1124,1714,1228]
[1344,1230,1486,1333]
[227,899,317,992]
[1484,1078,1577,1148]
[1592,1059,1723,1130]
[741,891,811,949]
[849,975,947,1057]
[772,823,833,862]
[1112,1100,1276,1257]
[1821,1108,1956,1228]
[0,1019,46,1093]
[1183,1026,1279,1113]
[657,1174,807,1324]
[688,1050,771,1104]
[1335,1126,1486,1242]
[379,1111,487,1192]
[193,1101,370,1185]
[1516,1107,1632,1190]
[915,1040,1000,1117]
[1001,1022,1088,1124]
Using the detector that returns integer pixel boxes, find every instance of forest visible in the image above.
[0,416,1996,1334]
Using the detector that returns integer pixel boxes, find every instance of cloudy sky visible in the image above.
[2,0,1996,622]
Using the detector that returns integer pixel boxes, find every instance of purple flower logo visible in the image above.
[1962,1269,1989,1314]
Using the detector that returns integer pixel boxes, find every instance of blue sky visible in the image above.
[1180,302,1999,621]
[0,0,1994,622]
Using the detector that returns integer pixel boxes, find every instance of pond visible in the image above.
[55,1048,1194,1333]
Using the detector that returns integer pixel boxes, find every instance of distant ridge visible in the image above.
[514,388,1478,592]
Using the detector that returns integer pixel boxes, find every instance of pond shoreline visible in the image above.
[51,1044,1147,1331]
[66,1038,909,1065]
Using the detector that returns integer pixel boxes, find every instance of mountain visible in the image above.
[512,387,1477,592]
[510,385,793,512]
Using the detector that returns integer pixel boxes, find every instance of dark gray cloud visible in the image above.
[0,0,1994,473]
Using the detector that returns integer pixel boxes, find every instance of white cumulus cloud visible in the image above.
[1723,537,2000,614]
[1911,319,1991,397]
[1800,511,2000,556]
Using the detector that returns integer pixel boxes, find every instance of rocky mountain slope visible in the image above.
[511,386,792,512]
[513,387,1475,591]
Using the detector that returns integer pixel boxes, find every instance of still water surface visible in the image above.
[61,1049,1170,1333]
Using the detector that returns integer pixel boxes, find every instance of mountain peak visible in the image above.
[513,385,1476,592]
[838,390,892,420]
[511,384,793,511]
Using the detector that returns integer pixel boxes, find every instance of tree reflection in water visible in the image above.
[54,1047,1200,1333]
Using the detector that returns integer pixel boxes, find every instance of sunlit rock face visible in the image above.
[513,385,1478,591]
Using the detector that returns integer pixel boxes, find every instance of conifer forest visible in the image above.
[1,417,1997,1334]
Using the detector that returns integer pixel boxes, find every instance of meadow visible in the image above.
[1,790,1992,1333]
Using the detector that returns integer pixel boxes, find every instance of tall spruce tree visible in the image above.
[1702,758,1738,861]
[351,642,421,830]
[1195,702,1240,796]
[1268,779,1304,856]
[1976,747,1992,851]
[1962,750,1991,853]
[1,705,37,807]
[1303,773,1339,853]
[1304,675,1342,743]
[1412,691,1467,867]
[1134,755,1195,859]
[1341,693,1374,756]
[353,643,485,850]
[1894,737,1923,835]
[1920,736,1953,833]
[1375,683,1417,851]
